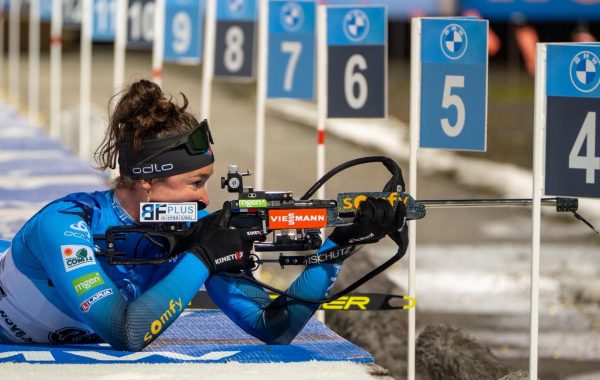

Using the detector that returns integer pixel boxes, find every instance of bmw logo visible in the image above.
[280,2,304,32]
[440,24,468,60]
[227,0,246,16]
[570,51,600,93]
[343,9,369,43]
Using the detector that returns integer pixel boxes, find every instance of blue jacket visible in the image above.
[0,190,341,350]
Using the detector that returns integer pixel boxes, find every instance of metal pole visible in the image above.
[407,17,421,380]
[113,0,127,108]
[28,0,40,123]
[200,0,216,121]
[255,0,267,191]
[151,0,165,86]
[50,0,63,139]
[316,3,326,200]
[79,0,92,159]
[8,0,20,108]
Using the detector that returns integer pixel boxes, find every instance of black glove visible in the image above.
[187,202,254,274]
[329,197,406,246]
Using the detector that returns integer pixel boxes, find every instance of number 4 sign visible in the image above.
[543,44,600,198]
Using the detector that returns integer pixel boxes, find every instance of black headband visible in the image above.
[118,121,215,180]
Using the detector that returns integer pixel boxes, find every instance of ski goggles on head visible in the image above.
[118,119,215,180]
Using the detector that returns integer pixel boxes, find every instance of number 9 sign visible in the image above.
[164,0,204,64]
[326,6,386,118]
[214,0,257,79]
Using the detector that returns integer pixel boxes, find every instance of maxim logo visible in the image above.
[268,209,328,229]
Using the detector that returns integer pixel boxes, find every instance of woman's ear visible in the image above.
[140,180,152,193]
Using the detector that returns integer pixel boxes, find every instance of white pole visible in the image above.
[407,17,421,380]
[255,0,267,190]
[316,3,326,200]
[80,0,92,159]
[152,0,165,87]
[200,0,216,121]
[28,0,40,123]
[8,0,20,108]
[50,0,63,139]
[0,5,5,98]
[113,0,127,105]
[530,42,546,380]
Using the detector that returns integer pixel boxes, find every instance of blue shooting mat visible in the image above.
[0,102,107,240]
[0,310,373,364]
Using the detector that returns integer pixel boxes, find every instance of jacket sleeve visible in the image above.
[28,202,209,351]
[205,238,343,344]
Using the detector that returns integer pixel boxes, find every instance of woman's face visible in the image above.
[147,164,214,206]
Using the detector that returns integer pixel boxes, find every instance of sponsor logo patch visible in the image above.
[80,288,113,313]
[61,245,96,272]
[238,199,267,208]
[140,202,198,222]
[268,209,328,229]
[72,272,104,296]
[144,298,183,342]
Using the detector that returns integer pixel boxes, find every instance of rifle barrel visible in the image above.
[417,197,576,211]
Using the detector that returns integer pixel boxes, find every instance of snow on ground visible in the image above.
[0,362,390,380]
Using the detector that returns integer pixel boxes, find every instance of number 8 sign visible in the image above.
[214,0,257,79]
[544,44,600,198]
[326,6,387,118]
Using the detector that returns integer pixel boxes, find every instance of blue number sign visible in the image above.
[214,0,257,79]
[40,0,52,21]
[420,18,487,151]
[127,0,154,50]
[267,0,315,99]
[164,0,204,64]
[92,0,116,42]
[545,44,600,198]
[327,6,387,118]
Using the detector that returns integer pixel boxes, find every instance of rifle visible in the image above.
[96,156,589,305]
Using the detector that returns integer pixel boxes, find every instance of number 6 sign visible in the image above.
[326,5,386,118]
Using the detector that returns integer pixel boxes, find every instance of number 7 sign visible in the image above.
[267,0,315,99]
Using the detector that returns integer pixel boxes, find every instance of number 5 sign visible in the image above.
[541,44,600,198]
[326,6,387,118]
[417,18,488,151]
